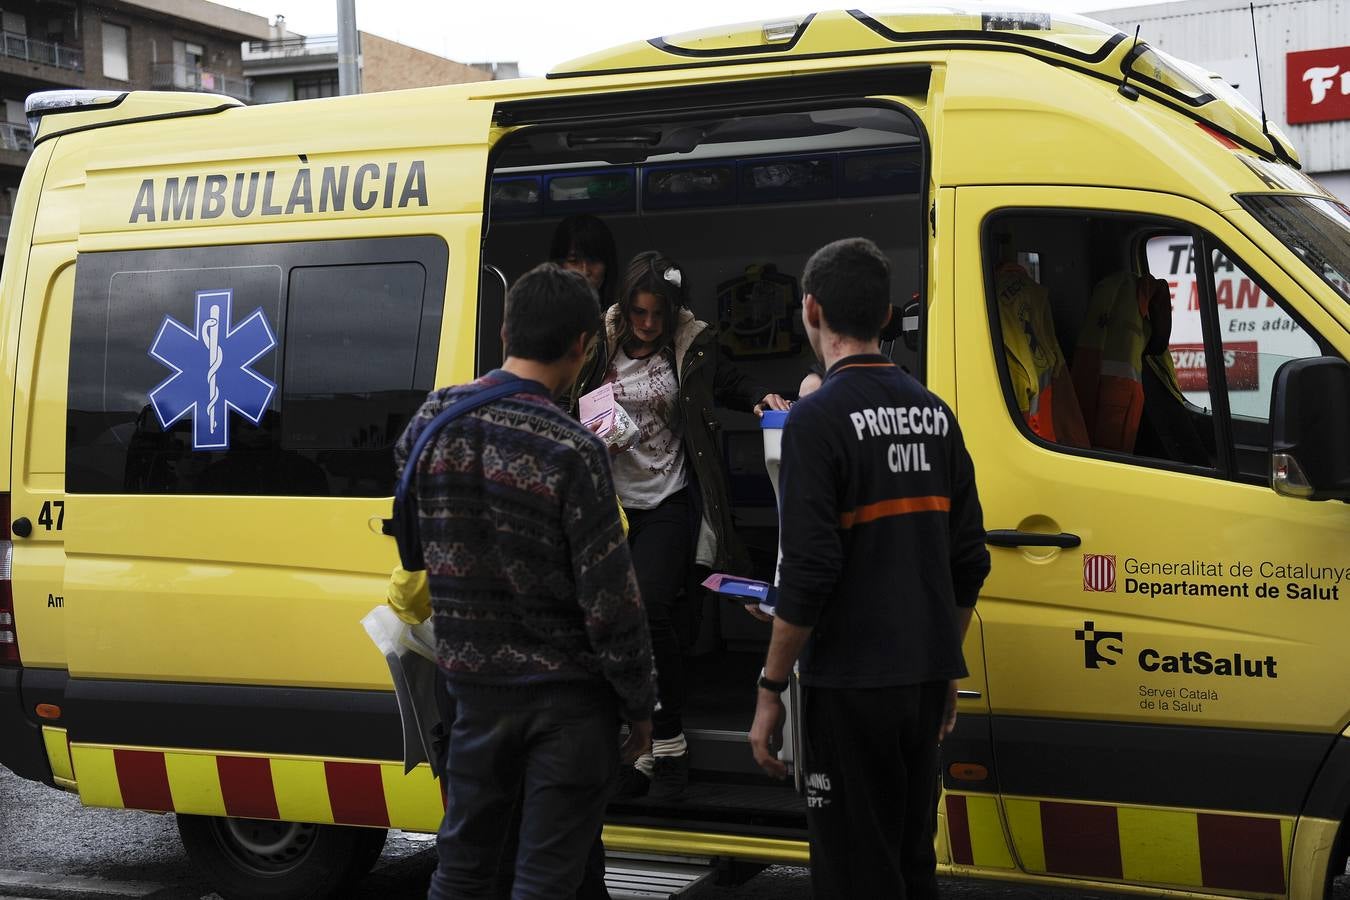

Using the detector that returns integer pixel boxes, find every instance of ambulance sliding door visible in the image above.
[59,98,495,772]
[954,185,1348,894]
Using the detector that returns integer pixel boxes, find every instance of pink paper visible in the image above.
[579,383,616,437]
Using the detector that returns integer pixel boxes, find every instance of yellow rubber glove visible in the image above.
[386,565,432,625]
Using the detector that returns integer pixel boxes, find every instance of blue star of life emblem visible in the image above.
[148,289,277,451]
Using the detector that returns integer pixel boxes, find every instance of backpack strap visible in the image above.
[391,379,540,571]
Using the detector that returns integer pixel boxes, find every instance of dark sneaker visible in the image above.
[648,753,690,802]
[611,764,651,799]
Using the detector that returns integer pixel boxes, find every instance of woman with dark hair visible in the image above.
[552,215,618,414]
[599,249,789,799]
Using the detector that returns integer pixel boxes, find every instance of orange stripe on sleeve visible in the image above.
[838,495,950,528]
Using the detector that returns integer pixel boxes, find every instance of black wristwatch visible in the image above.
[757,668,790,694]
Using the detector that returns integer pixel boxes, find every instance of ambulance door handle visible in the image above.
[11,517,31,538]
[986,530,1080,549]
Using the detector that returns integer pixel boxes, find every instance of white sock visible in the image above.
[652,733,688,758]
[634,752,654,777]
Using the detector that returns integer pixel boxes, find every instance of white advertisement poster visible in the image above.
[1146,236,1319,414]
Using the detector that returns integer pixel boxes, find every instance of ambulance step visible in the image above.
[605,856,716,899]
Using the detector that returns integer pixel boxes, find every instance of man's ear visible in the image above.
[570,331,591,361]
[803,294,823,330]
[880,305,893,330]
[499,324,508,353]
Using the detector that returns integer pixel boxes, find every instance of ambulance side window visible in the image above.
[66,236,446,497]
[985,212,1222,471]
[283,262,433,492]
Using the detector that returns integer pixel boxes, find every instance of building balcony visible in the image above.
[243,35,339,62]
[151,63,251,102]
[0,30,82,71]
[0,122,33,153]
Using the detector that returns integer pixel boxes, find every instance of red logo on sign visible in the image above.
[1169,341,1259,392]
[1083,554,1116,592]
[1287,47,1350,125]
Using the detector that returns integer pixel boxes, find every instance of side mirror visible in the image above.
[1269,356,1350,500]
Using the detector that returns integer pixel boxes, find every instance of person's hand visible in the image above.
[938,679,960,742]
[622,719,652,765]
[749,689,788,779]
[753,393,791,417]
[743,602,773,623]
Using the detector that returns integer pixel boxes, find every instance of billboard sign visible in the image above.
[1287,46,1350,125]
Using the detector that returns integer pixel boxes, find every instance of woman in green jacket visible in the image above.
[599,250,788,800]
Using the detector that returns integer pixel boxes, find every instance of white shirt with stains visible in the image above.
[606,346,688,510]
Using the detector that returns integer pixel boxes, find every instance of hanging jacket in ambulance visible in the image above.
[993,263,1090,448]
[1073,272,1176,452]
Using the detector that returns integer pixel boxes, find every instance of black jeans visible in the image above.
[625,488,692,741]
[428,689,618,900]
[802,682,946,900]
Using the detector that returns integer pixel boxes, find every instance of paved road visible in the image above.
[3,767,1347,899]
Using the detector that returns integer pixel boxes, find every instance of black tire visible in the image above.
[176,814,387,900]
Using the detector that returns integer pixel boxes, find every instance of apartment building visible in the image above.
[0,0,271,256]
[243,16,512,104]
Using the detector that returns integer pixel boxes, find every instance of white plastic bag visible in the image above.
[362,606,443,775]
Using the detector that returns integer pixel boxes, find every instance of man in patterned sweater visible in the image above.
[397,263,654,900]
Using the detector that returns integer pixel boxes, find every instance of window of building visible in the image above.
[67,237,447,497]
[251,80,295,104]
[170,40,205,88]
[102,22,128,81]
[294,74,339,100]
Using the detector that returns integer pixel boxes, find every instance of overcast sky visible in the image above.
[220,1,1174,77]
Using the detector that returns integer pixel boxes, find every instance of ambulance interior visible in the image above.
[479,104,925,824]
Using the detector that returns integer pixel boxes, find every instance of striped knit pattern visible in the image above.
[395,371,655,721]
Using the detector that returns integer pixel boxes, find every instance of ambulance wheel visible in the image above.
[177,814,387,900]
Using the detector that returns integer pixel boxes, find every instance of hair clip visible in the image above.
[663,267,682,288]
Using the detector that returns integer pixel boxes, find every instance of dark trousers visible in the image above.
[802,682,946,900]
[625,489,692,741]
[428,690,618,900]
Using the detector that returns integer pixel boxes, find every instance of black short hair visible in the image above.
[549,214,618,302]
[802,238,891,341]
[503,263,601,362]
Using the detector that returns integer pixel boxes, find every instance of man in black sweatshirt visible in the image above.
[749,238,990,899]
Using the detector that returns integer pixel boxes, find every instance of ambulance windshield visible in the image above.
[1242,194,1350,303]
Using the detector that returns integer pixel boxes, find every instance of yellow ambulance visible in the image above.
[1,6,1348,898]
